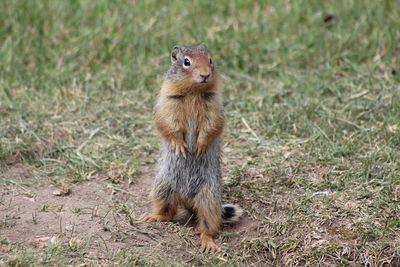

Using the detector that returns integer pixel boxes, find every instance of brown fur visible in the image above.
[155,69,224,158]
[144,45,224,252]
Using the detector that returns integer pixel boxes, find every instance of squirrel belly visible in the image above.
[154,133,222,201]
[153,137,243,224]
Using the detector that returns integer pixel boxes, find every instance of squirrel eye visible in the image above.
[209,58,212,64]
[183,58,191,67]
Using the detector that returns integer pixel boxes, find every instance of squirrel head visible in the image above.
[166,43,217,89]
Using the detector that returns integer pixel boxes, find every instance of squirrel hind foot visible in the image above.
[142,213,173,222]
[222,204,243,223]
[200,233,219,253]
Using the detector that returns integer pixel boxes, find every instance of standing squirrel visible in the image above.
[143,43,242,253]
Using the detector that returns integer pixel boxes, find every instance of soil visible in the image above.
[0,165,254,264]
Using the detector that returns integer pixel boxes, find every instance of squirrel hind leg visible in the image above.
[222,204,243,223]
[193,188,222,253]
[196,209,221,253]
[143,198,178,222]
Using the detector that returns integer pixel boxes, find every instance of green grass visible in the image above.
[1,0,399,266]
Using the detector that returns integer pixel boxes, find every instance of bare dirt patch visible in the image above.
[1,165,253,265]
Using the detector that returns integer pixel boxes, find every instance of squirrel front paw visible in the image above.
[170,139,188,158]
[195,139,208,156]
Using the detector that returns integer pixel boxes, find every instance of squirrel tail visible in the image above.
[222,204,243,223]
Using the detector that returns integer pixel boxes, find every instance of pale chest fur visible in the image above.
[155,92,223,150]
[179,94,222,147]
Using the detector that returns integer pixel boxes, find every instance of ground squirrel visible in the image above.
[143,43,242,253]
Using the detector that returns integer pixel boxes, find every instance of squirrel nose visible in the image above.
[200,74,210,80]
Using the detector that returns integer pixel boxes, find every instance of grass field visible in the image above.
[1,0,399,266]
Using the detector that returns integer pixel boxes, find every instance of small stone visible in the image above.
[50,236,57,244]
[52,183,71,196]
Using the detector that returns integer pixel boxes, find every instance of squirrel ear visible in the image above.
[171,45,181,63]
[199,43,208,51]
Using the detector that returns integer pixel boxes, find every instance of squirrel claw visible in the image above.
[171,140,187,158]
[180,147,187,158]
[195,145,206,157]
[176,144,187,158]
[200,233,218,253]
[142,213,172,222]
[195,138,208,157]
